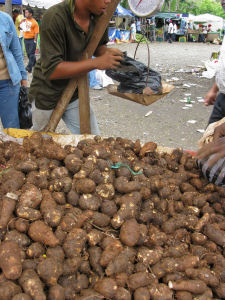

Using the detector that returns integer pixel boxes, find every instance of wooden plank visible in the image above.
[44,0,121,132]
[78,73,91,134]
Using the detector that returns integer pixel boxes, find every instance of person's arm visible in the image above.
[204,82,219,106]
[197,122,225,166]
[34,33,38,43]
[9,17,27,85]
[49,51,122,80]
[34,21,39,43]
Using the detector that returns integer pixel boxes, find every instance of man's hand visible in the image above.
[197,137,225,167]
[21,80,27,87]
[106,48,123,56]
[94,51,123,70]
[204,83,219,106]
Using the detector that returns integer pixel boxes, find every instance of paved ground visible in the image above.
[19,42,222,150]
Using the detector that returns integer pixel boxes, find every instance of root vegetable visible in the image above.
[203,223,225,247]
[19,269,46,300]
[185,267,219,287]
[175,291,192,300]
[114,177,141,193]
[94,278,117,299]
[63,228,87,257]
[137,246,163,265]
[149,284,173,300]
[195,213,210,232]
[0,241,22,280]
[28,220,59,247]
[37,257,63,285]
[87,229,104,246]
[100,238,123,267]
[0,193,17,230]
[128,271,151,290]
[0,281,22,300]
[168,279,207,294]
[26,242,45,258]
[15,218,29,233]
[12,294,32,300]
[114,287,131,300]
[134,287,150,300]
[48,285,65,300]
[214,282,225,299]
[119,218,140,247]
[78,194,101,211]
[63,256,82,275]
[96,183,115,200]
[64,154,82,173]
[75,178,96,194]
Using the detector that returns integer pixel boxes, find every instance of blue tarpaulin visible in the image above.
[114,4,134,17]
[0,0,22,4]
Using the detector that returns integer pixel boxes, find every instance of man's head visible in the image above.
[221,0,225,11]
[13,9,20,18]
[25,7,33,19]
[86,0,111,15]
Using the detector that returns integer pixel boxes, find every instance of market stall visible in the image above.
[109,4,134,43]
[154,12,189,42]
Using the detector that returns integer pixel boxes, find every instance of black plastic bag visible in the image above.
[18,86,32,129]
[106,52,162,94]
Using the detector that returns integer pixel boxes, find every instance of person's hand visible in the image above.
[204,88,217,106]
[94,51,123,70]
[21,79,27,87]
[197,137,225,167]
[106,48,123,56]
[214,122,225,141]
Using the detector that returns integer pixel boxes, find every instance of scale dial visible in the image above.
[128,0,164,17]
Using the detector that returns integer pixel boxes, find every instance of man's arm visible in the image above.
[34,33,38,43]
[49,51,122,80]
[204,82,219,106]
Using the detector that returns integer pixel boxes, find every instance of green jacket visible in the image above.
[29,0,108,110]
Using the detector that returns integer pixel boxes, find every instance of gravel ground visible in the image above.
[23,42,221,150]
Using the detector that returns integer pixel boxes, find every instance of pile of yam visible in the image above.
[0,132,224,300]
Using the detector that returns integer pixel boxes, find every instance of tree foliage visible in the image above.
[121,0,225,17]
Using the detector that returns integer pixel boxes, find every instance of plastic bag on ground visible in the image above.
[106,52,162,94]
[18,86,33,129]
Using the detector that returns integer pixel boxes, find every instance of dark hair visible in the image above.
[13,9,20,14]
[25,7,33,15]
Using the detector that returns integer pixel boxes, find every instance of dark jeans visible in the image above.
[208,93,225,125]
[168,33,173,43]
[24,38,36,72]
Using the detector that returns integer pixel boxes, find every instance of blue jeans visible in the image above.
[0,79,20,128]
[32,99,100,135]
[24,38,36,72]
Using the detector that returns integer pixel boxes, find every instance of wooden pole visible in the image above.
[44,0,120,133]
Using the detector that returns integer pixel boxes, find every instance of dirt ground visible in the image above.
[90,42,220,151]
[25,42,220,151]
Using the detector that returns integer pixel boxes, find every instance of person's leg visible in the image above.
[32,105,53,131]
[208,93,225,125]
[30,39,36,69]
[62,100,100,135]
[0,80,20,128]
[24,39,32,72]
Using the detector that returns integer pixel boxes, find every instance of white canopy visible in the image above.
[191,13,224,31]
[22,0,62,9]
